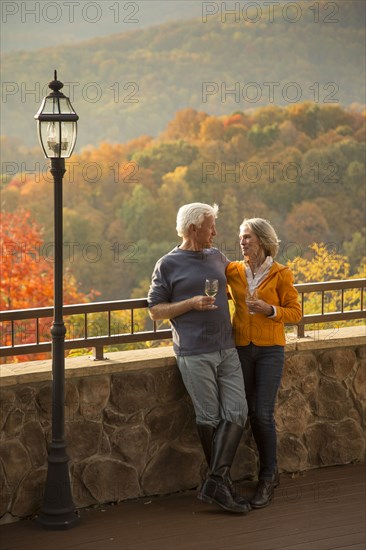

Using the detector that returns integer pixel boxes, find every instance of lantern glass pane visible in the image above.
[42,96,76,115]
[38,120,77,158]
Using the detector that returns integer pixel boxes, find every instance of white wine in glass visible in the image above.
[205,279,219,298]
[245,288,258,314]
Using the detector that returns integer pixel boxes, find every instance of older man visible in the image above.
[148,202,250,514]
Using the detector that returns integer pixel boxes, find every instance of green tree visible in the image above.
[343,230,366,273]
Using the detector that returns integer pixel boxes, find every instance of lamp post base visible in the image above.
[35,443,79,530]
[35,509,79,531]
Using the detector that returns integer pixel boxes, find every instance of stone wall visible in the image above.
[0,330,365,522]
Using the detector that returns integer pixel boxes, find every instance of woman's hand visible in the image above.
[247,298,273,316]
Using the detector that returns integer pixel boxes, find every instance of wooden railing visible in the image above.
[1,279,365,360]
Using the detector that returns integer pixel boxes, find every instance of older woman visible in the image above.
[226,218,302,508]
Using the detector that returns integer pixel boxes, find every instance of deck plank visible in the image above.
[0,463,364,550]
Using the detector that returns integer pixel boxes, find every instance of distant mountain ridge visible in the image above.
[1,1,365,150]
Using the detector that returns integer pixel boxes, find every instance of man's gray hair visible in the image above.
[176,203,219,237]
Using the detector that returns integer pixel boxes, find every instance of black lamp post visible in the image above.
[34,71,79,529]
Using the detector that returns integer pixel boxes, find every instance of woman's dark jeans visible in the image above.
[237,343,284,480]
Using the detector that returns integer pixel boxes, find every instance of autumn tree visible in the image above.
[1,210,96,362]
[1,210,93,310]
[283,201,330,255]
[199,116,225,142]
[289,103,324,138]
[247,123,279,148]
[287,243,362,328]
[160,108,208,141]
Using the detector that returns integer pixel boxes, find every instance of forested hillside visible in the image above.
[1,1,365,149]
[2,103,365,301]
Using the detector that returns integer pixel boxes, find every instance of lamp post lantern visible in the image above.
[34,71,79,530]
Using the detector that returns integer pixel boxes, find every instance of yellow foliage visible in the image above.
[288,243,350,283]
[288,243,364,329]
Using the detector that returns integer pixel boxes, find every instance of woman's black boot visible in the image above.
[251,470,280,509]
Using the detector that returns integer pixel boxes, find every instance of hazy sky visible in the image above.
[1,0,203,53]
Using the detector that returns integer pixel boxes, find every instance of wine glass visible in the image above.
[245,288,258,314]
[205,279,219,307]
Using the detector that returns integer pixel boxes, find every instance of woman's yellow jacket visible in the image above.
[226,261,302,347]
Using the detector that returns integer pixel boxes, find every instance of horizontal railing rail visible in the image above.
[1,279,365,360]
[295,279,365,337]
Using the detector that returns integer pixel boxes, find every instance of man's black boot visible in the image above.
[198,420,251,514]
[197,423,250,507]
[196,423,215,466]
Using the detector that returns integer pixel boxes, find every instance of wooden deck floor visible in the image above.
[0,463,365,550]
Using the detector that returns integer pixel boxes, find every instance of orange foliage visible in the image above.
[1,210,96,362]
[1,210,89,310]
[161,108,208,141]
[223,114,245,128]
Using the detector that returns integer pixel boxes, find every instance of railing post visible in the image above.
[93,345,105,361]
[297,324,305,338]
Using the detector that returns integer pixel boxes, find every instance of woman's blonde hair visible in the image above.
[240,217,280,258]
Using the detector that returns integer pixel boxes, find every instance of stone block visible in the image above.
[306,419,365,466]
[79,375,110,420]
[65,381,79,421]
[317,378,352,420]
[17,387,36,412]
[11,468,46,518]
[0,460,11,517]
[36,385,52,421]
[231,443,257,481]
[19,421,47,469]
[153,366,187,403]
[178,413,201,449]
[71,467,98,508]
[145,401,188,442]
[282,353,317,391]
[300,372,319,395]
[82,457,140,503]
[319,349,356,381]
[141,443,202,495]
[111,423,150,474]
[36,382,79,424]
[353,359,366,400]
[0,440,31,488]
[0,389,16,431]
[110,371,158,414]
[3,409,25,438]
[65,420,102,462]
[100,431,111,455]
[277,434,309,472]
[103,407,129,427]
[276,390,312,436]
